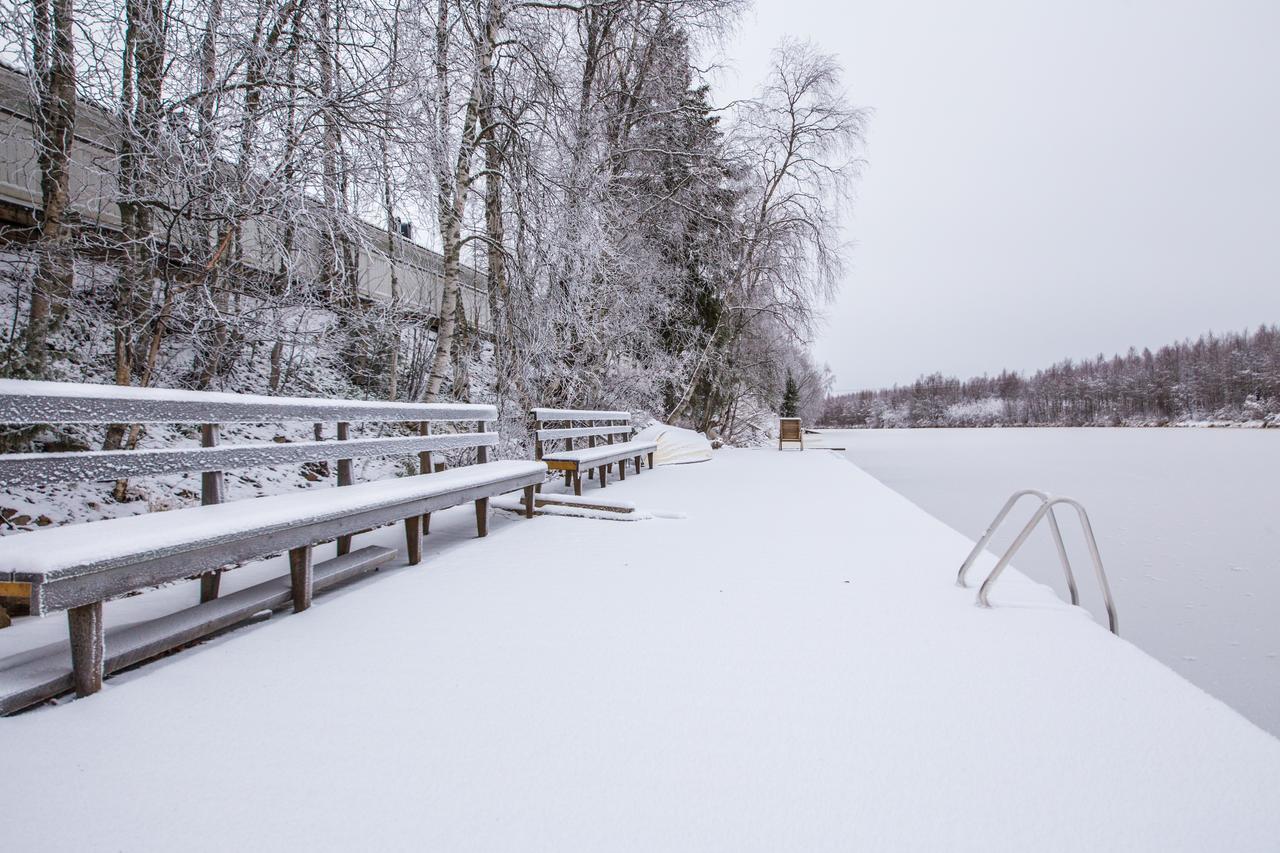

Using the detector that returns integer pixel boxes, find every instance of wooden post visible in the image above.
[289,545,313,612]
[565,420,574,485]
[532,417,544,494]
[404,515,422,565]
[336,421,354,556]
[476,420,489,463]
[199,423,224,603]
[420,422,434,535]
[474,420,490,535]
[68,601,105,697]
[587,419,596,479]
[523,485,536,518]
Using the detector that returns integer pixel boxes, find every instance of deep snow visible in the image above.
[4,448,1279,851]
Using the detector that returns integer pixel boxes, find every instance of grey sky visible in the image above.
[715,0,1280,391]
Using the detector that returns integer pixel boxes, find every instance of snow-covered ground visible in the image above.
[826,427,1280,737]
[6,448,1280,851]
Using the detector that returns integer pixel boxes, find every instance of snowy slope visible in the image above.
[5,449,1279,851]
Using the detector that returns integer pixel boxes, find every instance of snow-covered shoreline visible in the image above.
[6,448,1279,851]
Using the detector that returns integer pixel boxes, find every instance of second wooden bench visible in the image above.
[531,408,657,496]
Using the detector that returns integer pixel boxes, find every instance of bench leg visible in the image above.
[618,459,626,481]
[564,470,572,487]
[422,512,431,536]
[405,515,422,565]
[68,601,105,697]
[523,485,536,518]
[475,497,489,537]
[199,572,221,603]
[634,455,641,474]
[573,472,582,496]
[588,467,594,480]
[647,452,654,469]
[289,545,314,612]
[337,534,352,556]
[599,465,607,488]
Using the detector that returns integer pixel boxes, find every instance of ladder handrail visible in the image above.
[956,489,1080,605]
[959,490,1119,636]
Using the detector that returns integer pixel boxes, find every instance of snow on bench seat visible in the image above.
[539,439,657,466]
[2,460,547,614]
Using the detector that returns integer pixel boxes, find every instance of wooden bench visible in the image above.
[0,380,546,710]
[531,408,657,496]
[779,417,804,450]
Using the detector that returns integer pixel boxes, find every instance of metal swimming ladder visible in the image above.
[956,489,1119,635]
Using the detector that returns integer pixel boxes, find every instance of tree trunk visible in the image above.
[24,0,76,375]
[424,1,498,401]
[382,0,404,401]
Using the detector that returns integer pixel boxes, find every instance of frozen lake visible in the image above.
[827,428,1280,737]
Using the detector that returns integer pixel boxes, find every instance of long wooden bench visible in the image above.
[531,408,657,496]
[0,380,546,709]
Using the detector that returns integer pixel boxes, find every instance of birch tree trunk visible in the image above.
[423,0,498,402]
[24,0,76,375]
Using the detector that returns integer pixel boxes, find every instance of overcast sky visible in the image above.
[714,0,1280,391]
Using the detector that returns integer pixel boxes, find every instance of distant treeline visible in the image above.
[822,325,1280,428]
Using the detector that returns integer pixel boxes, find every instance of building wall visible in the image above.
[0,65,489,330]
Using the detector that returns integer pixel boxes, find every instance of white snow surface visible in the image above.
[634,422,714,464]
[5,449,1280,851]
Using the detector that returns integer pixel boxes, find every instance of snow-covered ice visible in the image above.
[4,448,1279,851]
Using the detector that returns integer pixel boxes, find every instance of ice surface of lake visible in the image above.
[828,428,1279,737]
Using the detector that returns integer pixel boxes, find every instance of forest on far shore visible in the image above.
[821,325,1280,428]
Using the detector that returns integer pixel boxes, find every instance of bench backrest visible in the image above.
[0,379,499,502]
[779,418,803,441]
[530,408,633,460]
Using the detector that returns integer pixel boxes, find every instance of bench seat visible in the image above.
[1,459,548,616]
[540,439,656,495]
[539,439,657,468]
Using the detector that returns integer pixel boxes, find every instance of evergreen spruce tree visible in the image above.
[781,370,801,418]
